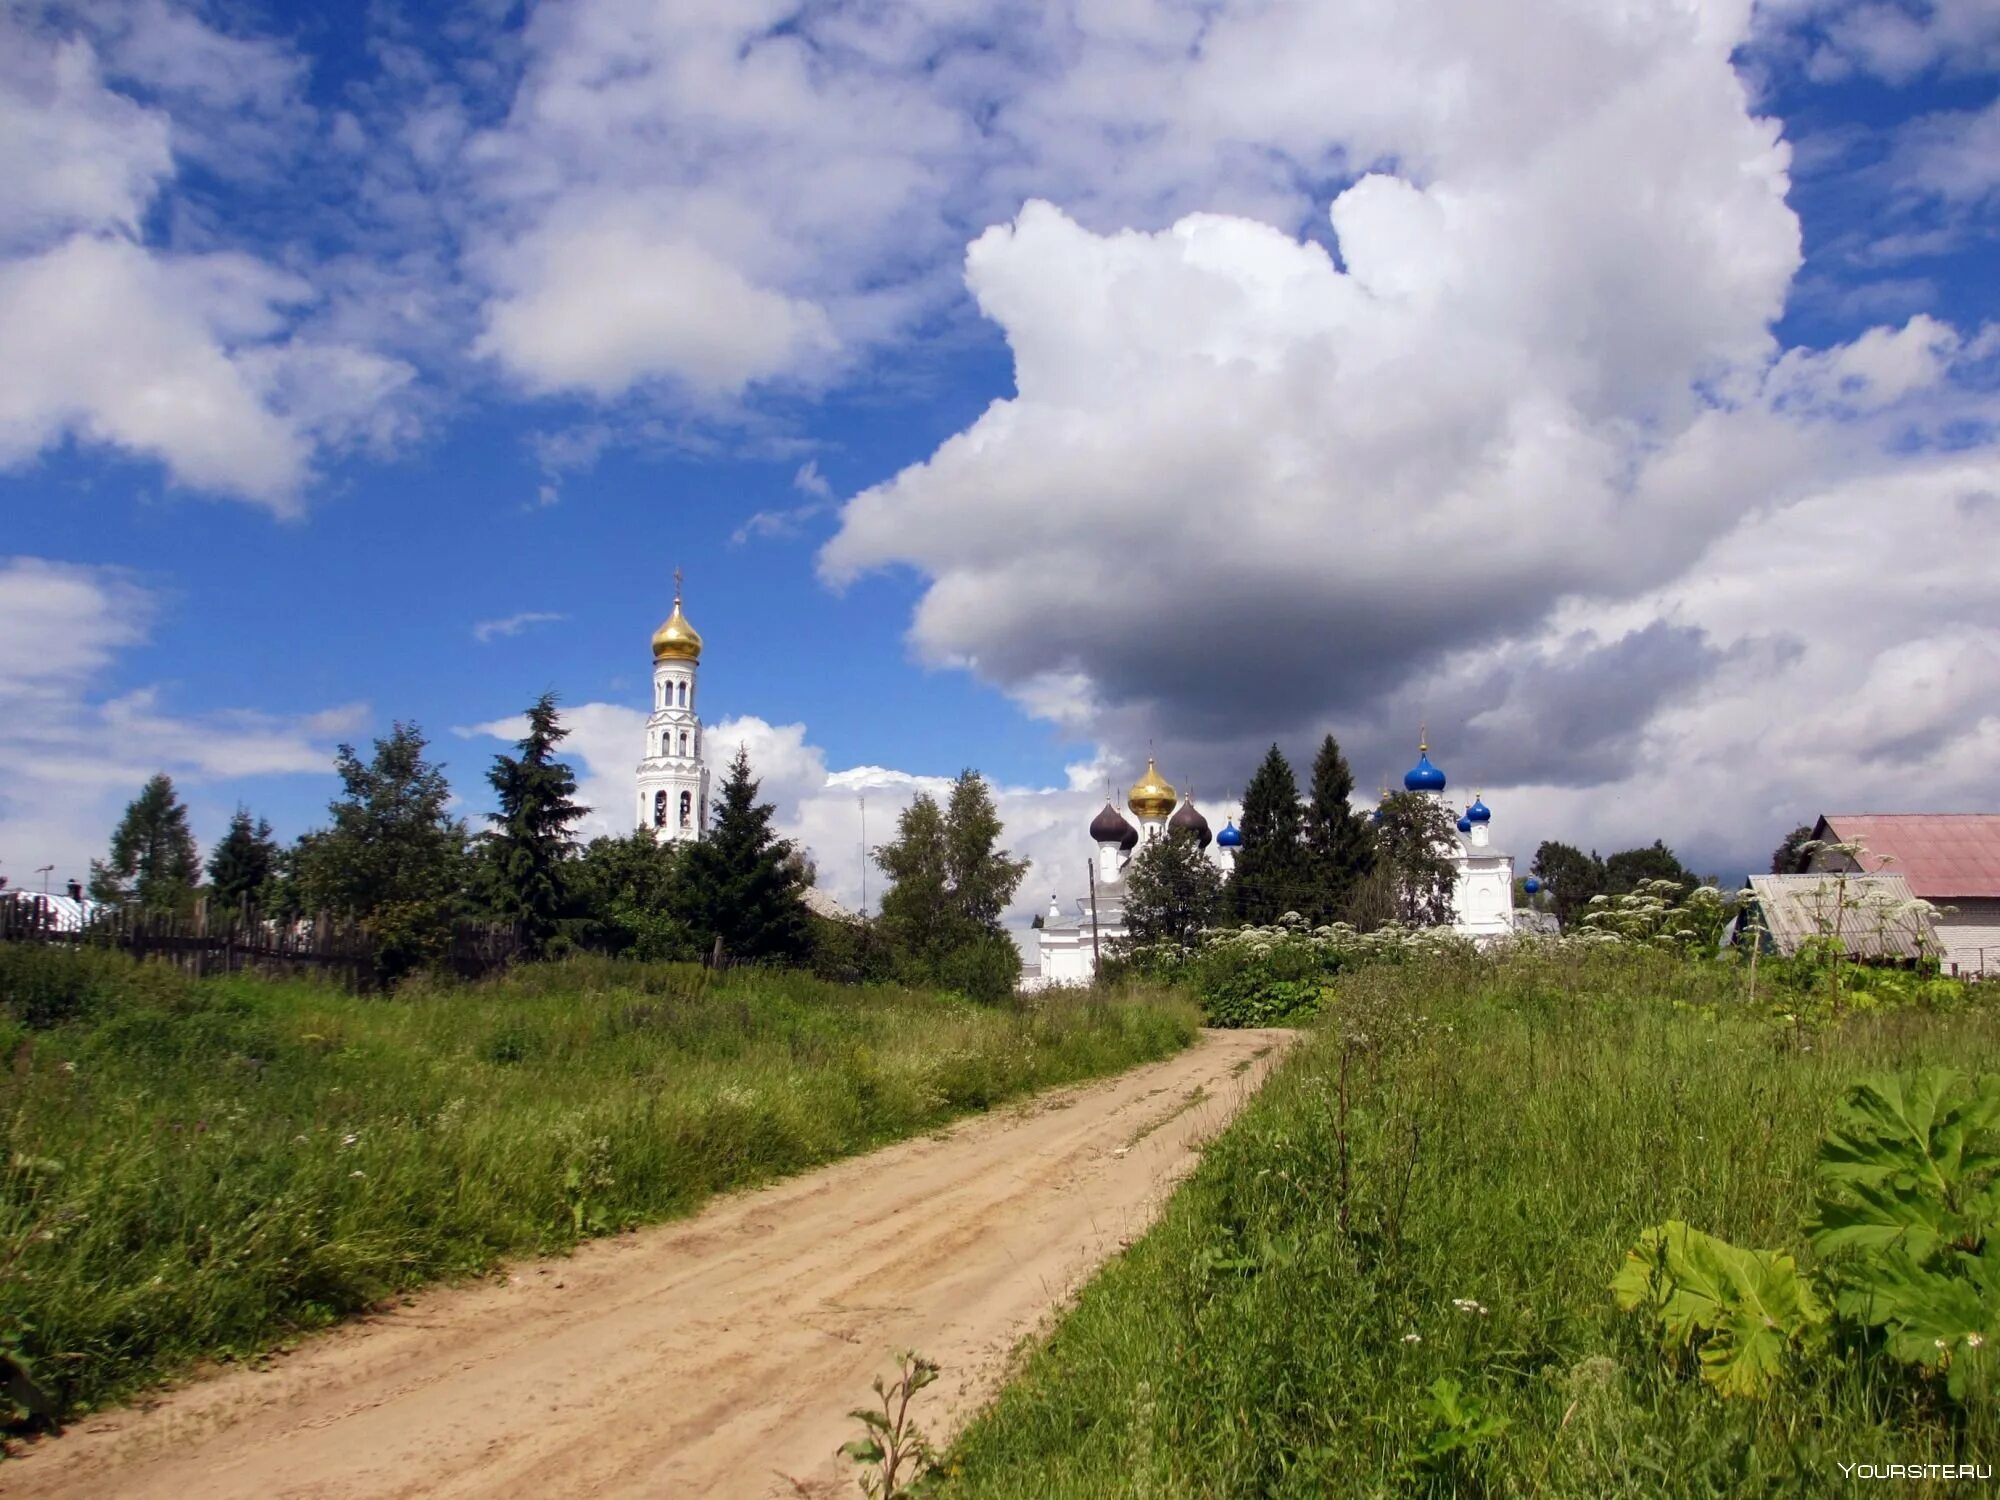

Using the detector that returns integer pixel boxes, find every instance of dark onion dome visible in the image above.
[1216,819,1242,848]
[1404,738,1447,793]
[1466,795,1491,824]
[1457,815,1473,834]
[1089,801,1139,850]
[1168,798,1212,849]
[1524,877,1541,894]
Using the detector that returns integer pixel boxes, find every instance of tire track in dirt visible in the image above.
[8,1027,1293,1500]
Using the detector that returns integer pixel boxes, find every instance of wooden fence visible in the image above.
[0,898,520,989]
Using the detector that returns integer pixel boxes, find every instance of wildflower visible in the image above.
[341,1132,360,1149]
[293,1134,309,1146]
[1969,1333,1986,1350]
[1936,1337,1949,1350]
[60,1060,76,1074]
[349,1170,366,1179]
[1451,1298,1490,1316]
[1402,1333,1423,1344]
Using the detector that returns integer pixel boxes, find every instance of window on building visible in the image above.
[680,730,689,754]
[653,790,667,827]
[679,790,692,828]
[676,680,687,707]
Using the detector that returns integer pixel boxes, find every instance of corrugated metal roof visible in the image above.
[1747,873,1942,960]
[1814,814,2000,898]
[801,885,861,924]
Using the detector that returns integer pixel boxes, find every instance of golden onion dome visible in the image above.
[651,584,703,663]
[1127,757,1178,822]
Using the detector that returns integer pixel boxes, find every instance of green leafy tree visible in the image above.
[1122,826,1224,954]
[1302,734,1376,922]
[294,723,472,981]
[1532,840,1606,929]
[483,692,588,959]
[1232,744,1308,924]
[681,746,811,963]
[943,770,1029,933]
[874,772,1027,997]
[89,773,200,912]
[1604,840,1697,899]
[568,829,695,958]
[876,792,952,970]
[1373,791,1459,926]
[205,805,281,912]
[1771,823,1817,875]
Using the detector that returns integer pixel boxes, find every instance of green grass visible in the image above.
[0,945,1197,1423]
[942,950,2000,1497]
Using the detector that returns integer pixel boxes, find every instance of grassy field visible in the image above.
[0,945,1196,1425]
[942,949,2000,1497]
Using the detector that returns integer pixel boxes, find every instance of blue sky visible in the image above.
[2,0,1996,917]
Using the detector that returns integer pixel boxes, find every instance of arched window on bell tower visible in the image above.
[653,790,667,826]
[679,790,692,828]
[677,679,687,707]
[680,730,689,755]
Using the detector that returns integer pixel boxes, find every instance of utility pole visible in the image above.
[858,794,868,917]
[35,864,53,895]
[1087,861,1101,976]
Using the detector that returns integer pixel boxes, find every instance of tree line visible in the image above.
[1117,734,1464,953]
[60,693,1032,996]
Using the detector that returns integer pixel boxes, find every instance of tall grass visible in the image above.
[944,949,2000,1497]
[0,946,1196,1423]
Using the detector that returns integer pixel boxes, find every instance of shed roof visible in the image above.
[1746,873,1941,960]
[1814,814,2000,898]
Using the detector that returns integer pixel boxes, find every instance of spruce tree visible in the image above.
[1302,734,1376,922]
[681,747,811,963]
[206,805,281,912]
[1232,744,1307,924]
[484,692,588,959]
[90,773,200,912]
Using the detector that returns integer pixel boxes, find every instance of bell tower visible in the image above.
[636,568,710,842]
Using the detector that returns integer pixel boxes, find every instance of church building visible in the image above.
[1030,757,1230,988]
[635,573,710,842]
[1397,736,1517,938]
[1028,735,1519,987]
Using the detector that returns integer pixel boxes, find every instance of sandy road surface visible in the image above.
[10,1026,1292,1500]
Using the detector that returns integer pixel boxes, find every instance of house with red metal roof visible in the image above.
[1807,814,2000,978]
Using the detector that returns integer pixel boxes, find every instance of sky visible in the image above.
[2,0,1996,931]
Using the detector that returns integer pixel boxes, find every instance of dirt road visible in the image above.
[11,1027,1291,1500]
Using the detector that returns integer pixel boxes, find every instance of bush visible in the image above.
[935,930,1022,1004]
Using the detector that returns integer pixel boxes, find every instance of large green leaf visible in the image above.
[1835,1241,2000,1402]
[1809,1070,2000,1263]
[1611,1221,1829,1398]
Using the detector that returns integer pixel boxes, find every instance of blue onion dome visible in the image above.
[1169,798,1212,849]
[1456,816,1473,834]
[1216,819,1242,848]
[1466,795,1491,824]
[1524,877,1541,894]
[1089,801,1139,851]
[1403,736,1447,793]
